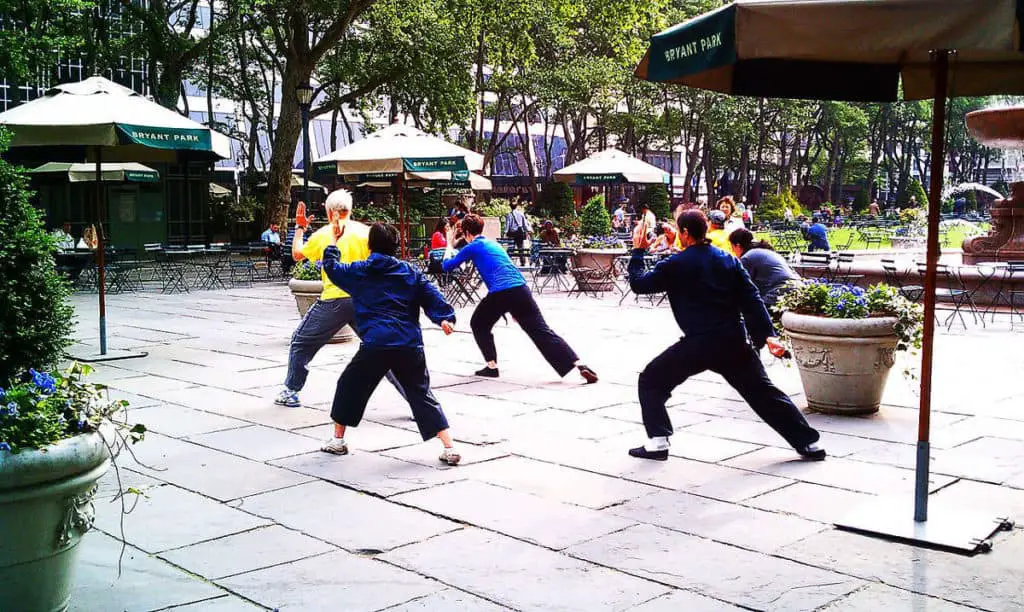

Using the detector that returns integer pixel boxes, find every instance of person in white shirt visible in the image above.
[261,223,282,244]
[52,222,75,250]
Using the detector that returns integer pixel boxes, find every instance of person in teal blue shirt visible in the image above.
[442,214,598,383]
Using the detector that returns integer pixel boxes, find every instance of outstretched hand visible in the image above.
[331,220,345,241]
[441,320,455,335]
[295,201,310,229]
[766,337,791,359]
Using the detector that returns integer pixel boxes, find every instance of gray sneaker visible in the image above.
[321,437,349,455]
[274,387,301,408]
[439,447,461,466]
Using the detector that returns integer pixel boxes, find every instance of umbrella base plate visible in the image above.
[66,348,149,363]
[835,499,1014,555]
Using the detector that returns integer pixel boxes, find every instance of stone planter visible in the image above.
[0,434,110,612]
[781,312,900,415]
[573,248,627,273]
[287,278,354,343]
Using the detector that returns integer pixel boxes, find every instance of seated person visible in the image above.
[728,229,800,309]
[801,216,831,252]
[648,223,678,255]
[538,221,561,247]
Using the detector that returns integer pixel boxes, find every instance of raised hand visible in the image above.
[331,220,345,240]
[441,320,454,335]
[767,337,791,359]
[295,201,309,229]
[632,219,651,250]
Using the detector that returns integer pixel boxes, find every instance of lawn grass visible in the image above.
[755,225,985,251]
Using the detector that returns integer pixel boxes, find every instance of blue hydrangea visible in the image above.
[29,369,57,395]
[0,442,10,452]
[0,387,5,400]
[5,403,18,417]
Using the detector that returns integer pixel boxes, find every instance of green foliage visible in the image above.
[557,214,581,238]
[407,188,443,220]
[0,139,74,385]
[536,182,575,218]
[0,363,143,454]
[900,179,929,209]
[775,282,924,352]
[898,207,924,225]
[580,194,611,237]
[291,259,321,281]
[757,190,803,222]
[992,180,1010,197]
[852,188,870,213]
[209,195,260,226]
[640,184,671,221]
[964,189,978,213]
[475,198,513,222]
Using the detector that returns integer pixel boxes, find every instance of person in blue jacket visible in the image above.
[442,214,598,383]
[320,222,462,466]
[801,215,831,252]
[626,210,825,462]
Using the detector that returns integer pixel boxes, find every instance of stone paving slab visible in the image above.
[745,482,880,524]
[270,450,465,497]
[455,455,661,509]
[630,590,743,611]
[777,528,1024,611]
[127,405,251,438]
[93,483,269,553]
[393,480,636,550]
[380,440,509,467]
[567,523,864,610]
[187,424,321,461]
[165,595,267,611]
[122,433,314,501]
[819,584,977,611]
[71,532,226,611]
[607,490,827,553]
[237,480,462,551]
[158,525,336,579]
[382,528,671,611]
[217,549,440,612]
[293,420,423,452]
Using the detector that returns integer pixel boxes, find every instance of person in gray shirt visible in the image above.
[728,228,800,309]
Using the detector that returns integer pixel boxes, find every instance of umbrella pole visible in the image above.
[915,49,951,523]
[399,173,407,259]
[95,147,107,356]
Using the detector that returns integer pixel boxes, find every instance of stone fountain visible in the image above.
[962,106,1024,264]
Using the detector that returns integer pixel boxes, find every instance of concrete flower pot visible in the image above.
[287,278,354,344]
[781,312,900,415]
[0,433,110,612]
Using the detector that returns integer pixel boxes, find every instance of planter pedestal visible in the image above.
[0,434,110,612]
[781,312,900,415]
[288,279,355,343]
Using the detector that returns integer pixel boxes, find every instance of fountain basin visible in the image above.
[966,106,1024,149]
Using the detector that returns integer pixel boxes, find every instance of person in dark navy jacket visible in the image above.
[320,222,462,466]
[626,209,826,462]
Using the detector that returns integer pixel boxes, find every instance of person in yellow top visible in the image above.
[275,190,403,408]
[706,210,732,252]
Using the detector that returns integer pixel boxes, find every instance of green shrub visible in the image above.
[992,180,1010,197]
[852,188,870,213]
[965,189,978,213]
[291,259,321,280]
[537,182,575,218]
[899,179,929,209]
[0,135,74,385]
[557,214,581,238]
[580,194,611,237]
[757,189,804,222]
[474,197,513,231]
[640,184,671,221]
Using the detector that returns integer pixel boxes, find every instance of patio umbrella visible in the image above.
[554,148,669,185]
[635,0,1024,544]
[209,182,234,200]
[315,122,484,255]
[257,173,328,192]
[29,161,160,183]
[0,76,229,358]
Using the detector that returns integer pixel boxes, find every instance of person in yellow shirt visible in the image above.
[275,190,402,407]
[706,210,732,252]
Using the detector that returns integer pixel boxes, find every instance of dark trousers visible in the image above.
[331,346,449,441]
[470,284,578,377]
[286,298,405,399]
[509,231,526,264]
[638,335,819,449]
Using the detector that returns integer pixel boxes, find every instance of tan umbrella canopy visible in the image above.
[258,173,327,192]
[635,0,1024,538]
[315,123,485,255]
[0,76,230,358]
[209,182,234,200]
[554,148,669,185]
[29,161,160,183]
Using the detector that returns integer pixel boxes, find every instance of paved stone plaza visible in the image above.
[67,284,1024,611]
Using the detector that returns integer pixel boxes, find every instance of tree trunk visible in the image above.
[736,138,749,201]
[264,62,308,227]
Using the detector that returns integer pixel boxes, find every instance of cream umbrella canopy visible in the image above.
[553,148,669,186]
[315,123,485,255]
[0,76,230,357]
[635,0,1024,543]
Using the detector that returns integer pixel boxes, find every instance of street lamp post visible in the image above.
[296,82,314,214]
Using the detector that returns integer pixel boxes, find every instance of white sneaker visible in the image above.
[274,387,301,408]
[321,437,349,455]
[439,447,461,466]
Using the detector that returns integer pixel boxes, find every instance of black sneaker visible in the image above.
[578,365,599,384]
[475,366,499,378]
[796,443,827,461]
[628,446,669,461]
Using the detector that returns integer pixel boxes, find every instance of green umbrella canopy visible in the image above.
[636,0,1024,101]
[0,76,230,157]
[29,161,159,183]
